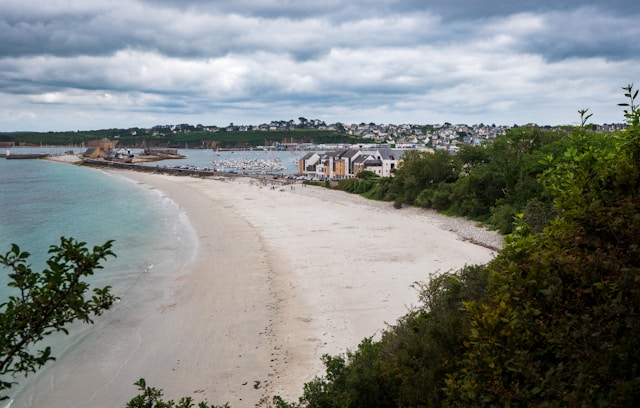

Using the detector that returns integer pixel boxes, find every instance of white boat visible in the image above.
[211,157,284,173]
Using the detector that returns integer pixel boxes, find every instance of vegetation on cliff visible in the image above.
[336,124,578,234]
[275,85,640,407]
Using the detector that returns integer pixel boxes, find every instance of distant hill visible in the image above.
[0,128,360,149]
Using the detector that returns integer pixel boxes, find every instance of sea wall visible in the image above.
[80,158,243,178]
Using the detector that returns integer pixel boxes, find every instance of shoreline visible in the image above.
[15,158,501,407]
[108,171,501,405]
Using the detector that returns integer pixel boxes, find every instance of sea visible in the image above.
[0,146,301,405]
[0,146,301,285]
[0,147,198,294]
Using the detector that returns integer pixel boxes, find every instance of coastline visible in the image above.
[14,158,501,407]
[108,171,501,405]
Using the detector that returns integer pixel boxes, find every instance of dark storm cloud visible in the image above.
[519,8,640,61]
[0,0,638,131]
[395,0,639,18]
[2,0,636,63]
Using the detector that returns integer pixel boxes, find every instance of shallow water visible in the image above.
[0,156,197,404]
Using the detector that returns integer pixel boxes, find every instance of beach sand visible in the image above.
[10,169,501,407]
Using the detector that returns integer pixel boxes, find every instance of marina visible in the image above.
[2,147,303,175]
[210,157,284,173]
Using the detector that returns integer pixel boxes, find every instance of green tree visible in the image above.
[447,85,640,406]
[448,163,506,218]
[383,126,568,232]
[389,150,458,206]
[456,144,490,174]
[0,237,117,399]
[0,239,226,407]
[355,170,378,179]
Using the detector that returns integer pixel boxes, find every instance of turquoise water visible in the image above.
[0,156,196,293]
[0,147,301,403]
[0,155,197,401]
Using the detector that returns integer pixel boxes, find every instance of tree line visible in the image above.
[0,128,356,149]
[338,123,580,235]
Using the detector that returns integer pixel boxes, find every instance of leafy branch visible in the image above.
[127,378,229,408]
[0,237,117,399]
[578,108,593,129]
[618,83,639,121]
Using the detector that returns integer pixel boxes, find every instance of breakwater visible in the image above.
[4,153,49,159]
[80,158,245,178]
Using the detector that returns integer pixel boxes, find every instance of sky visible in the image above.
[1,0,639,132]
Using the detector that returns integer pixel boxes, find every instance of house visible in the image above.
[299,152,322,177]
[353,154,383,176]
[99,138,116,151]
[86,137,116,150]
[83,138,117,159]
[299,147,405,179]
[82,146,105,158]
[339,148,363,178]
[319,150,341,179]
[372,148,405,177]
[318,148,364,179]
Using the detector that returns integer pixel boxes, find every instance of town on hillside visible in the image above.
[2,119,629,180]
[147,120,626,150]
[1,118,628,153]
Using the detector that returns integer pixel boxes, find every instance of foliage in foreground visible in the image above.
[446,86,640,406]
[0,237,117,399]
[274,85,640,407]
[127,378,229,408]
[271,265,490,408]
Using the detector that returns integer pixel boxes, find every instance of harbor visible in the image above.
[3,146,302,176]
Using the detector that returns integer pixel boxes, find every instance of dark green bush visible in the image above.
[489,202,518,234]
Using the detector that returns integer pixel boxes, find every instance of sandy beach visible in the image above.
[11,163,501,407]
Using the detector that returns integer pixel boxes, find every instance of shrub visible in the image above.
[489,202,518,234]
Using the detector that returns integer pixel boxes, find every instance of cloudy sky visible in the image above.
[1,0,639,132]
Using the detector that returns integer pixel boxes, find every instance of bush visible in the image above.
[414,188,433,208]
[362,178,393,201]
[522,198,556,233]
[430,183,453,210]
[447,88,640,406]
[274,265,491,408]
[489,202,518,234]
[355,170,378,179]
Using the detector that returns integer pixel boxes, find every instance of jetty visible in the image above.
[80,158,242,178]
[4,153,49,159]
